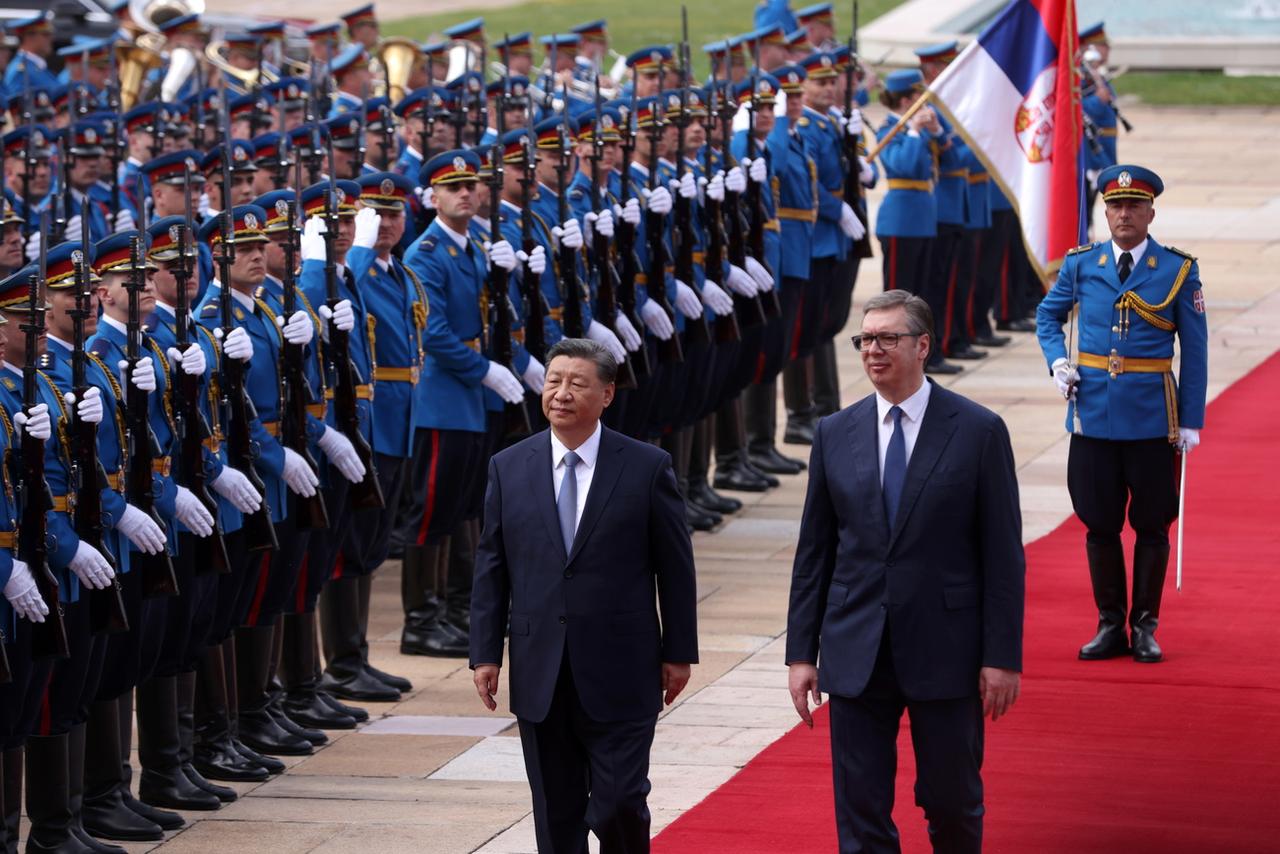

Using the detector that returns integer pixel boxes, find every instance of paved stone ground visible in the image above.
[88,104,1279,853]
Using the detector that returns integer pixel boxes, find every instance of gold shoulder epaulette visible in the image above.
[1065,242,1097,256]
[797,116,810,128]
[1166,245,1197,261]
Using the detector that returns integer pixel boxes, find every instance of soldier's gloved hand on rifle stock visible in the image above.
[482,361,525,405]
[211,467,262,513]
[276,311,314,346]
[615,198,642,226]
[614,313,642,352]
[166,345,206,376]
[69,542,114,590]
[584,208,614,240]
[671,172,697,200]
[118,504,167,555]
[174,487,215,537]
[281,448,320,498]
[516,245,546,276]
[485,239,517,272]
[725,166,747,194]
[839,202,866,241]
[117,357,157,393]
[639,300,674,340]
[586,320,626,363]
[522,357,546,395]
[740,157,768,184]
[705,171,726,202]
[674,280,703,320]
[726,264,760,297]
[642,186,672,215]
[4,560,48,623]
[319,299,355,343]
[63,386,103,424]
[353,208,381,249]
[318,427,367,484]
[844,110,864,135]
[214,326,254,361]
[744,257,775,291]
[552,219,583,251]
[701,281,735,316]
[13,403,51,441]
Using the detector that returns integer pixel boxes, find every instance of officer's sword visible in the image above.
[1176,452,1187,591]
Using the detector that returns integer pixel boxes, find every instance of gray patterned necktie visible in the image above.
[558,450,580,553]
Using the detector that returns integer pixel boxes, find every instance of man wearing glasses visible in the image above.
[785,289,1025,852]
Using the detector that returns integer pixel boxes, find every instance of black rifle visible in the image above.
[709,68,763,332]
[486,106,531,440]
[71,198,127,633]
[644,98,683,364]
[588,78,636,389]
[672,15,709,345]
[614,91,650,380]
[123,224,179,598]
[472,42,489,147]
[420,53,436,165]
[745,48,783,319]
[19,67,35,240]
[174,169,231,575]
[273,94,292,188]
[53,135,70,245]
[517,107,546,364]
[554,84,585,341]
[843,0,874,259]
[700,82,743,344]
[105,59,125,235]
[450,49,469,148]
[20,218,69,659]
[216,87,278,553]
[318,131,381,509]
[279,182,329,531]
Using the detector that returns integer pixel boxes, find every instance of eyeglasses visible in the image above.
[851,332,922,352]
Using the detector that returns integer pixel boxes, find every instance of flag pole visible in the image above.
[865,88,933,162]
[1176,451,1187,591]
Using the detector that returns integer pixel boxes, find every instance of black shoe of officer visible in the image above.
[972,334,1011,348]
[318,667,401,703]
[236,707,314,757]
[228,737,286,774]
[925,359,963,375]
[363,664,413,694]
[181,764,237,803]
[191,737,270,783]
[138,765,221,813]
[268,701,327,747]
[997,318,1036,332]
[401,619,470,658]
[782,418,815,446]
[947,345,988,360]
[741,457,780,488]
[319,691,369,723]
[1130,626,1164,664]
[748,445,806,475]
[74,827,127,853]
[687,479,742,514]
[713,455,771,493]
[81,790,165,841]
[1078,623,1131,660]
[284,689,358,731]
[685,501,721,532]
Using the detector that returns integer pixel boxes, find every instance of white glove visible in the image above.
[166,345,206,376]
[844,110,864,135]
[65,386,103,425]
[64,214,84,245]
[586,207,614,238]
[725,166,747,194]
[3,560,47,623]
[701,281,735,316]
[415,185,435,210]
[113,207,136,234]
[13,403,51,441]
[552,218,583,250]
[839,202,866,241]
[219,326,254,361]
[1177,428,1200,454]
[746,157,768,183]
[617,198,642,226]
[586,319,626,362]
[353,207,381,249]
[673,280,703,319]
[726,264,759,297]
[859,156,874,185]
[318,426,367,483]
[517,244,546,276]
[24,230,41,262]
[211,466,263,513]
[521,357,546,394]
[639,299,674,340]
[614,312,642,352]
[1051,357,1079,400]
[117,504,166,555]
[174,486,215,537]
[118,357,157,393]
[487,239,517,272]
[301,216,327,262]
[69,541,115,590]
[281,447,320,497]
[481,361,525,405]
[744,256,775,291]
[672,171,697,199]
[277,310,314,346]
[642,185,672,215]
[705,170,725,202]
[318,299,355,343]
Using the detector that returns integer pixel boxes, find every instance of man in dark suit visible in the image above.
[470,338,699,854]
[786,290,1025,853]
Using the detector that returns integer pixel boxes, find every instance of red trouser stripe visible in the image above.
[415,430,441,546]
[789,288,805,361]
[966,233,982,338]
[244,552,272,627]
[37,671,53,736]
[294,552,309,613]
[752,350,767,385]
[330,550,346,581]
[999,243,1010,318]
[943,250,959,352]
[888,237,899,290]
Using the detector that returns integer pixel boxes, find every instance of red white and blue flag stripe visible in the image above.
[929,0,1085,278]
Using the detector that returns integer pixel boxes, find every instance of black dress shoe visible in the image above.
[284,691,358,730]
[139,766,222,812]
[713,460,771,493]
[81,792,164,841]
[925,359,963,375]
[230,738,285,774]
[997,318,1036,332]
[1131,627,1163,663]
[364,664,412,693]
[972,334,1011,348]
[947,346,988,360]
[268,703,327,747]
[741,457,780,488]
[319,691,369,722]
[237,708,314,757]
[192,740,270,783]
[1078,623,1130,660]
[74,825,127,853]
[782,420,815,446]
[319,667,402,702]
[748,445,806,475]
[401,622,469,657]
[687,480,742,514]
[182,763,237,803]
[685,502,721,532]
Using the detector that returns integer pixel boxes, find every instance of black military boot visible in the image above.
[137,676,220,811]
[1130,540,1171,663]
[282,613,357,731]
[745,381,806,475]
[781,358,816,445]
[322,575,401,700]
[401,541,467,658]
[25,733,96,853]
[357,574,412,692]
[1078,539,1131,660]
[266,624,327,747]
[714,400,772,492]
[688,417,741,514]
[811,338,841,418]
[192,645,270,783]
[439,520,476,640]
[176,670,237,803]
[234,625,312,757]
[79,703,165,843]
[68,721,128,853]
[4,746,23,854]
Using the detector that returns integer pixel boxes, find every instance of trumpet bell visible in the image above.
[114,42,166,111]
[376,36,422,104]
[161,46,198,102]
[204,40,278,92]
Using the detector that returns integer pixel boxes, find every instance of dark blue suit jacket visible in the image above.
[470,426,699,723]
[785,382,1025,701]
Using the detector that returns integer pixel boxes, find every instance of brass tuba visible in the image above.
[375,37,422,103]
[114,43,166,111]
[204,39,279,92]
[128,0,205,50]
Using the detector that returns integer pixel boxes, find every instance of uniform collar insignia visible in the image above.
[1147,255,1157,268]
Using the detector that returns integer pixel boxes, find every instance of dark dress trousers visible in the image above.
[786,382,1025,853]
[471,426,699,854]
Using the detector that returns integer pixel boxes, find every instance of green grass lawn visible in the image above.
[384,0,904,77]
[1114,71,1280,106]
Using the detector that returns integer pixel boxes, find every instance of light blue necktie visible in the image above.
[882,406,906,529]
[558,450,580,554]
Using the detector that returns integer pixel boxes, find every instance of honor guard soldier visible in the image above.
[219,34,266,96]
[625,48,671,100]
[305,23,343,65]
[1079,22,1119,225]
[341,4,380,51]
[1037,165,1209,664]
[247,21,287,77]
[754,0,800,34]
[494,32,534,78]
[146,15,207,104]
[401,151,522,658]
[328,45,372,118]
[3,124,54,238]
[2,13,57,94]
[266,77,310,134]
[59,122,114,246]
[322,113,367,181]
[796,4,837,51]
[56,36,112,102]
[0,202,24,279]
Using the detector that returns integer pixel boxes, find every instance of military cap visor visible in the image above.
[421,150,481,186]
[1098,165,1163,202]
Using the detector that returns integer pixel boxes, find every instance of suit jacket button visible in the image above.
[558,616,566,624]
[886,560,895,568]
[563,570,572,579]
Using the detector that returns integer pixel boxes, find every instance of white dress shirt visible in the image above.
[875,379,932,484]
[551,422,602,537]
[1111,236,1148,272]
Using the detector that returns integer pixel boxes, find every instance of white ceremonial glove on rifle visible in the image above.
[726,264,760,297]
[516,244,546,276]
[112,207,136,234]
[300,216,327,262]
[673,280,704,319]
[482,361,525,404]
[743,156,768,183]
[117,505,166,555]
[277,311,314,346]
[211,467,262,513]
[1177,428,1200,454]
[13,403,51,441]
[486,239,517,272]
[586,320,626,362]
[415,186,436,210]
[616,198,642,226]
[671,171,697,200]
[3,560,48,623]
[585,208,614,239]
[69,542,115,590]
[859,156,874,185]
[281,447,320,497]
[174,487,215,537]
[614,312,642,351]
[318,426,367,483]
[839,202,866,241]
[318,299,355,342]
[521,357,546,394]
[701,281,735,316]
[215,326,254,361]
[744,256,775,291]
[118,357,157,393]
[64,386,103,424]
[639,300,674,340]
[352,207,381,249]
[705,170,726,202]
[725,166,747,194]
[845,110,864,135]
[166,345,206,376]
[642,185,673,215]
[552,218,583,250]
[1051,357,1079,400]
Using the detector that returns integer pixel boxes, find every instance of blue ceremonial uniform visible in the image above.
[497,199,565,348]
[1083,82,1118,173]
[4,52,59,95]
[932,112,966,226]
[795,106,845,261]
[1037,238,1208,441]
[329,90,363,118]
[874,114,938,239]
[754,0,799,33]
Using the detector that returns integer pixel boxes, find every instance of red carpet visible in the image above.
[655,351,1280,853]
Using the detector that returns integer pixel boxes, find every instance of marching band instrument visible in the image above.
[375,36,421,103]
[114,42,165,110]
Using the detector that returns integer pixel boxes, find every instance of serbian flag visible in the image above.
[929,0,1085,280]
